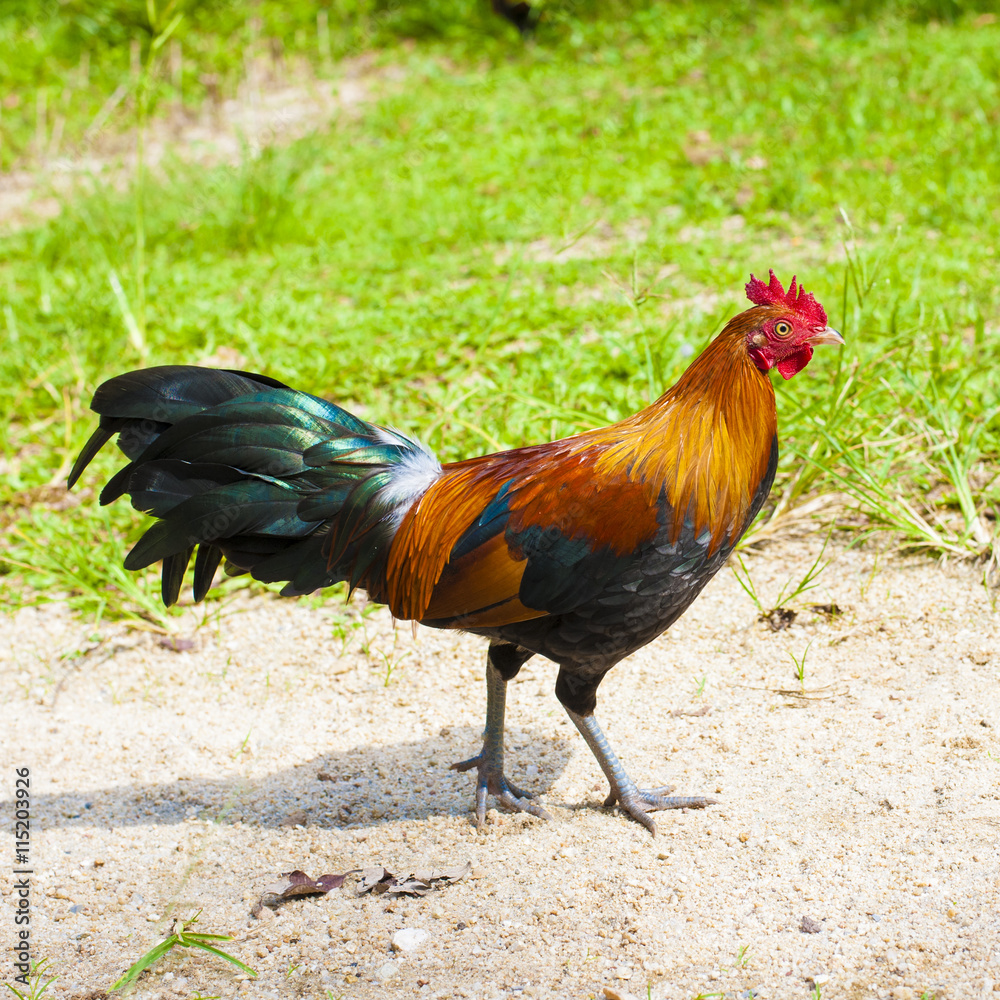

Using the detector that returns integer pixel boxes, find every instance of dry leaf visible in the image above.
[252,869,356,916]
[357,862,472,898]
[253,861,471,915]
[358,867,393,894]
[766,683,847,701]
[603,987,641,1000]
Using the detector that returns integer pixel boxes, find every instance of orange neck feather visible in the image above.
[591,313,777,549]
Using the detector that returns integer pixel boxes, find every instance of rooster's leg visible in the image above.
[565,707,716,835]
[451,647,552,826]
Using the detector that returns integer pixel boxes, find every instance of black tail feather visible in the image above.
[67,425,119,489]
[251,532,335,596]
[123,482,314,571]
[125,460,247,517]
[89,367,289,422]
[71,367,290,487]
[162,547,195,607]
[192,544,223,602]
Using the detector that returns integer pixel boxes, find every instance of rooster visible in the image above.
[69,271,842,834]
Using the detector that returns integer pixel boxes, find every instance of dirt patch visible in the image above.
[3,538,998,998]
[0,54,394,230]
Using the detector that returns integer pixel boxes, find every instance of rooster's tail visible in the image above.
[69,366,441,606]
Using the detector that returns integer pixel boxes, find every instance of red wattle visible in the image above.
[775,345,814,380]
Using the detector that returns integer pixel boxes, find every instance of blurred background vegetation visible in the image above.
[1,0,998,624]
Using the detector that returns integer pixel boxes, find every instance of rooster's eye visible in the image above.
[774,321,792,337]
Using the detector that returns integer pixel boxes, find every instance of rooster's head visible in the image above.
[743,270,844,379]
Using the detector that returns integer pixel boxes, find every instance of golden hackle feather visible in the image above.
[617,311,778,549]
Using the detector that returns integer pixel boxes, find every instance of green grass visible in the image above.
[1,1,998,623]
[4,957,58,1000]
[108,910,256,991]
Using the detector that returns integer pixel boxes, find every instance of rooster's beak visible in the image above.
[809,326,845,346]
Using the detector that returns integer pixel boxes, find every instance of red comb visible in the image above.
[745,270,828,327]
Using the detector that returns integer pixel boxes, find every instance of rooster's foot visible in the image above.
[451,753,552,826]
[604,784,717,835]
[455,643,551,828]
[565,706,718,835]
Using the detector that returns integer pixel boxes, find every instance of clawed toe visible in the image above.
[502,780,534,801]
[565,708,720,835]
[642,784,676,797]
[604,783,674,807]
[452,753,551,826]
[450,754,482,775]
[610,789,718,834]
[495,788,552,822]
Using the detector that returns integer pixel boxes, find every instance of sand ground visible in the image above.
[3,536,999,1000]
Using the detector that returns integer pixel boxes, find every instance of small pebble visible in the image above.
[393,928,429,952]
[602,988,639,1000]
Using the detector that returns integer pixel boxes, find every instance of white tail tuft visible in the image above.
[377,428,442,527]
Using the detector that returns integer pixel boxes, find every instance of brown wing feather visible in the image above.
[384,443,660,621]
[421,530,545,625]
[385,462,514,620]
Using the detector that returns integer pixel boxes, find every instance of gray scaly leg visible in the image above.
[451,647,552,826]
[565,707,716,835]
